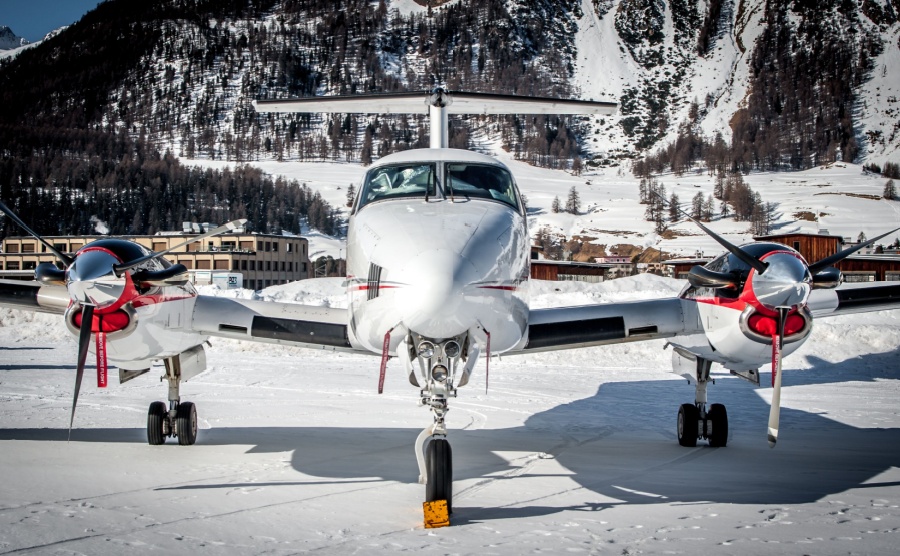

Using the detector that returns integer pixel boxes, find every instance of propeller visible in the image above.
[0,199,248,436]
[70,303,94,440]
[766,306,788,448]
[656,190,898,446]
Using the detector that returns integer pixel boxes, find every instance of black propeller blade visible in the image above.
[69,304,94,441]
[652,191,767,274]
[809,227,900,274]
[114,219,247,274]
[767,306,789,448]
[0,199,74,267]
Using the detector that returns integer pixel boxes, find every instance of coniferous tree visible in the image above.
[565,186,581,215]
[884,179,897,200]
[668,192,680,222]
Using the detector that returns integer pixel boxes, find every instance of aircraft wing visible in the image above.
[808,282,900,318]
[0,279,69,314]
[189,295,372,355]
[515,297,697,353]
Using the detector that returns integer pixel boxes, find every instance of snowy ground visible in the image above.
[2,276,900,554]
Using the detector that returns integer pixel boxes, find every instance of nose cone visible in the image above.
[67,250,126,309]
[396,249,480,338]
[752,253,812,310]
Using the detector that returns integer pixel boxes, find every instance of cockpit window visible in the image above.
[359,163,436,208]
[446,164,518,209]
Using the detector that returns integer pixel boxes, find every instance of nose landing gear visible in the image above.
[409,333,468,527]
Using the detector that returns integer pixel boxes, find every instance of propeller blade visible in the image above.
[767,307,788,448]
[114,219,248,273]
[652,191,767,274]
[0,199,74,267]
[70,304,94,440]
[809,227,900,274]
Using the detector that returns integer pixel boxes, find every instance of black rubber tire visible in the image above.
[176,401,198,446]
[147,401,167,445]
[707,403,728,447]
[677,403,699,447]
[425,438,453,514]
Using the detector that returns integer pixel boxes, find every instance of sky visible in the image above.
[0,0,101,42]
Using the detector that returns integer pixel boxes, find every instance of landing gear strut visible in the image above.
[410,333,469,522]
[146,355,198,445]
[677,357,728,447]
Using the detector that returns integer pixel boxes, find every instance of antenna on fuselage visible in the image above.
[253,88,617,149]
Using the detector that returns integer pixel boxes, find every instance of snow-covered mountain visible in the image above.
[1,0,899,256]
[0,26,29,50]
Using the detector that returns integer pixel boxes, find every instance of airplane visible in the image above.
[1,87,900,524]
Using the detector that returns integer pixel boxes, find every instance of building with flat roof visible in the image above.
[0,231,311,290]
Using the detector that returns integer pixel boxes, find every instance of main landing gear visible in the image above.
[147,355,198,446]
[677,357,728,448]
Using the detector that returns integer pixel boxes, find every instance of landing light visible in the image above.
[431,365,448,382]
[418,341,435,359]
[444,341,461,358]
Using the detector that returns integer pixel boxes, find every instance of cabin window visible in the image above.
[358,163,436,209]
[886,272,900,282]
[446,163,519,209]
[843,272,875,283]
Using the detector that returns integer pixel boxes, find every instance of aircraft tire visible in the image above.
[707,403,728,447]
[677,403,699,447]
[176,402,198,446]
[147,401,167,445]
[426,438,453,513]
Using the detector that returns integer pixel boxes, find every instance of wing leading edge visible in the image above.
[517,297,696,353]
[189,295,370,355]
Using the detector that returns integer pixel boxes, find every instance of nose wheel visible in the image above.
[425,438,453,513]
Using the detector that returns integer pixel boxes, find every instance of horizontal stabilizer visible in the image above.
[254,90,616,116]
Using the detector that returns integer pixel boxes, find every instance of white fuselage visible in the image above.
[345,149,530,355]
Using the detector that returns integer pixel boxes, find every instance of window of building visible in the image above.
[302,262,307,272]
[233,260,239,270]
[257,241,264,251]
[22,243,35,253]
[6,244,19,253]
[197,260,211,270]
[23,261,36,270]
[266,261,271,271]
[288,261,293,272]
[53,243,66,253]
[886,272,900,282]
[6,261,19,270]
[287,243,292,253]
[281,261,285,271]
[181,260,193,269]
[273,242,278,252]
[250,260,255,271]
[0,262,3,270]
[240,241,253,251]
[843,272,875,283]
[241,260,247,270]
[793,241,801,251]
[215,260,228,270]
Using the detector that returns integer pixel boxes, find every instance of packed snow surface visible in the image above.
[2,275,900,553]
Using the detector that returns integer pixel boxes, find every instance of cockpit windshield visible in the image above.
[355,161,521,212]
[359,163,436,208]
[446,164,518,209]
